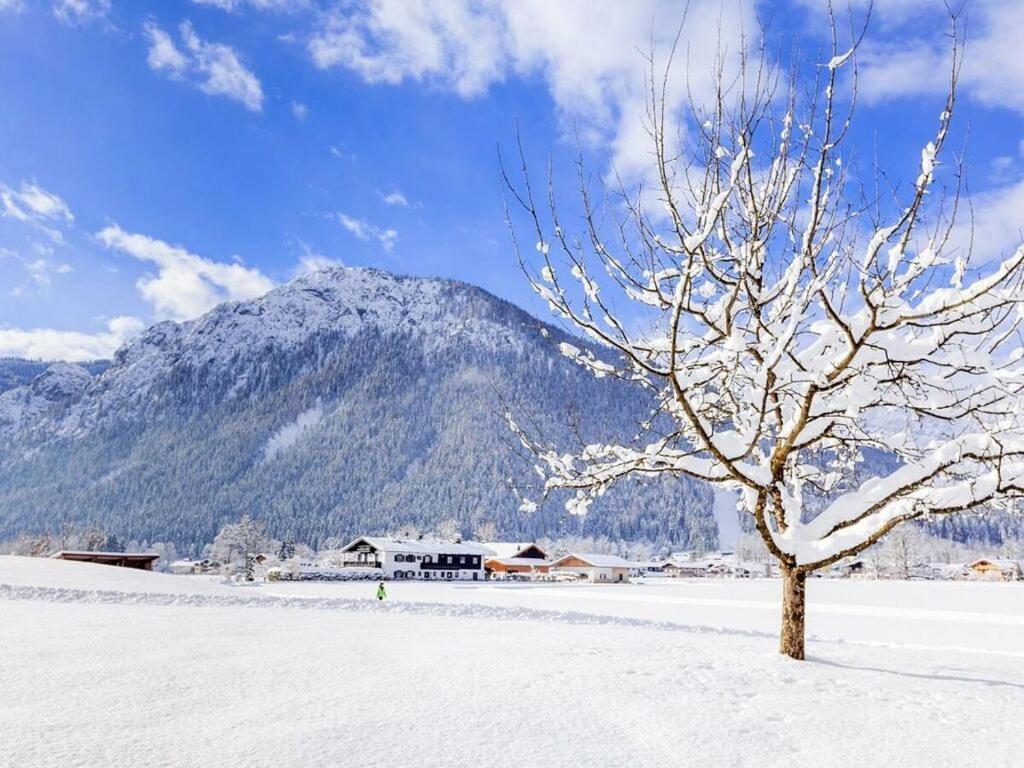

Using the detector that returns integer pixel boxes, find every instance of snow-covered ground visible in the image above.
[3,557,1023,767]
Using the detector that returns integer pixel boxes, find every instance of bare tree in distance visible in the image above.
[504,7,1024,659]
[869,522,932,579]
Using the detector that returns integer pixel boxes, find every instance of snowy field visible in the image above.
[3,557,1023,767]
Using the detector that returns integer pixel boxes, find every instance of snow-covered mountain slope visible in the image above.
[2,269,550,436]
[0,362,95,433]
[0,267,716,552]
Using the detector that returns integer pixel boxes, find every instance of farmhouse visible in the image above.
[968,559,1022,581]
[51,550,160,571]
[339,537,491,580]
[482,542,550,577]
[550,553,632,583]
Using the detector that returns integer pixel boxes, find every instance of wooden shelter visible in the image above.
[51,551,160,571]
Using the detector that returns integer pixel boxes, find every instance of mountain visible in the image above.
[0,358,107,394]
[0,267,717,554]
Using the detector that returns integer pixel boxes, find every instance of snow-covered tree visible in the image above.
[434,518,462,541]
[278,538,296,561]
[507,13,1024,658]
[474,521,498,542]
[0,532,54,557]
[736,532,772,565]
[391,525,420,541]
[150,541,180,571]
[870,524,932,579]
[208,515,277,577]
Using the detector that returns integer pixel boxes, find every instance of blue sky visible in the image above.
[1,0,1023,360]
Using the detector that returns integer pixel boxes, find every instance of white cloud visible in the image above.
[0,243,72,297]
[381,190,408,207]
[334,212,397,252]
[0,0,24,11]
[95,224,275,320]
[0,316,145,362]
[809,0,1024,116]
[307,0,759,180]
[291,100,310,119]
[146,23,189,75]
[294,253,341,275]
[192,0,307,11]
[52,0,111,25]
[290,241,343,276]
[22,258,71,289]
[1,180,73,225]
[336,213,370,240]
[144,21,264,111]
[1,180,74,243]
[950,178,1024,266]
[990,155,1017,185]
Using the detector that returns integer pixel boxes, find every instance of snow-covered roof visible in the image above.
[51,550,159,558]
[480,542,545,559]
[486,557,552,567]
[343,536,494,556]
[552,553,634,568]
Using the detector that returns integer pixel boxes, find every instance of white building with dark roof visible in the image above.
[338,536,493,580]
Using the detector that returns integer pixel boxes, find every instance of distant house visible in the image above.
[661,560,709,578]
[550,553,632,583]
[169,559,221,575]
[482,542,550,577]
[338,537,492,580]
[829,558,870,578]
[51,550,159,571]
[968,559,1022,581]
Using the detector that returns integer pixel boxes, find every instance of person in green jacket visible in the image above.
[376,581,386,601]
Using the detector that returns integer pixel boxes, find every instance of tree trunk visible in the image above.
[779,566,807,660]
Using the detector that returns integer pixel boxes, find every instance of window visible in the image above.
[395,554,405,563]
[459,556,466,565]
[423,555,432,564]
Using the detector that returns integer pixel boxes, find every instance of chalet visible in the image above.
[338,537,492,580]
[968,558,1022,581]
[482,542,550,577]
[550,553,633,583]
[51,550,159,571]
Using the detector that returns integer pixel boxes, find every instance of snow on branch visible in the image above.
[505,12,1023,572]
